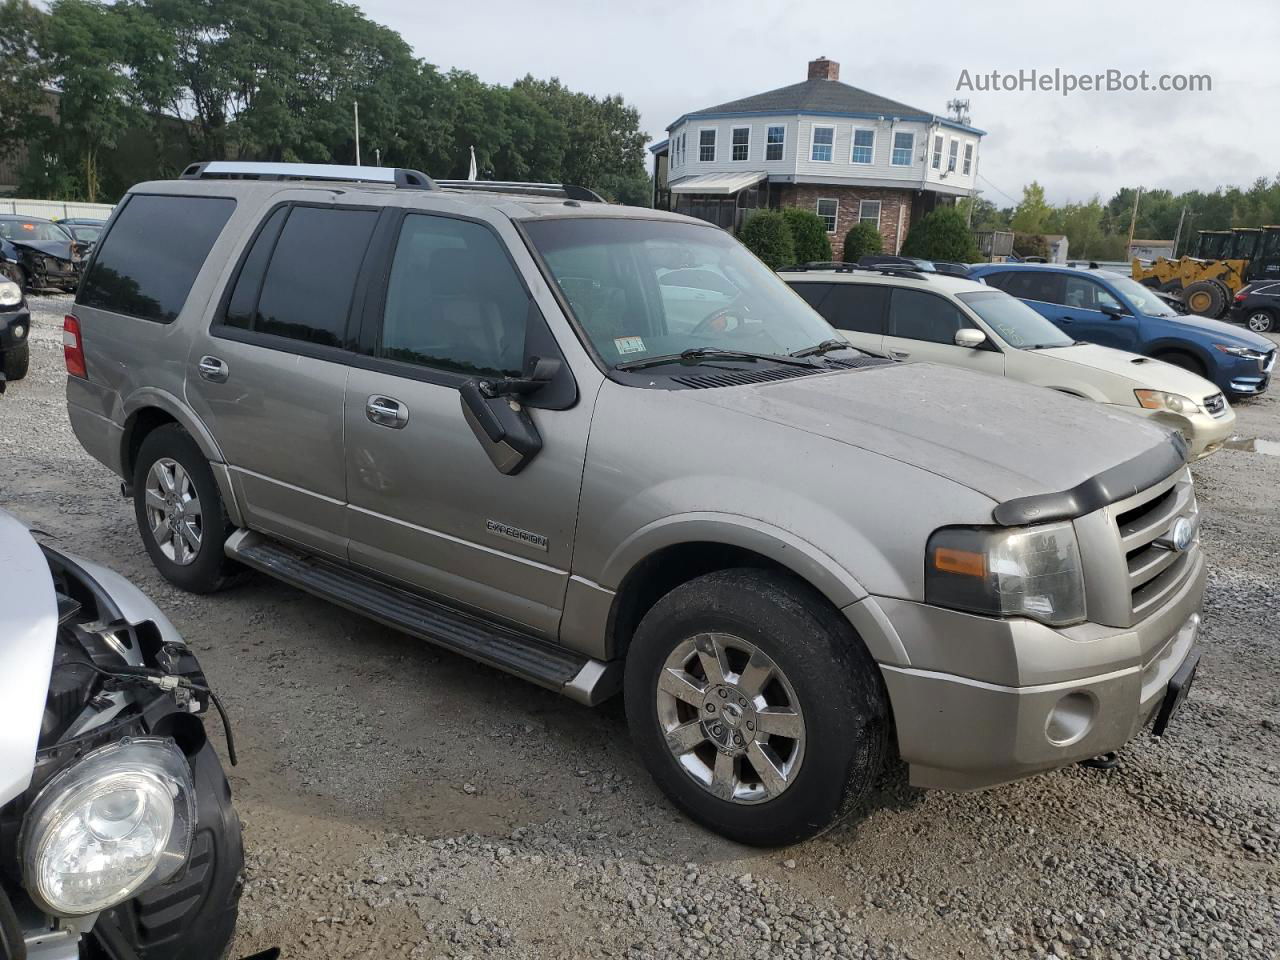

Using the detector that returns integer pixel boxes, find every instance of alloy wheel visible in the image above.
[655,632,805,804]
[1248,311,1274,333]
[144,457,203,565]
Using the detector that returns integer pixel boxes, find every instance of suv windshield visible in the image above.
[523,218,836,367]
[957,290,1074,349]
[1103,274,1178,317]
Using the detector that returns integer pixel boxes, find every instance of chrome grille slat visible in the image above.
[1131,550,1194,619]
[1128,543,1181,588]
[1105,467,1199,625]
[1118,481,1191,550]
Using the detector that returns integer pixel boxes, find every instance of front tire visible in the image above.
[1246,308,1276,334]
[1155,350,1208,379]
[2,341,29,381]
[133,424,239,593]
[624,569,889,846]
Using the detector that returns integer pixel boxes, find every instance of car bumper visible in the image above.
[1129,405,1236,460]
[1,307,31,348]
[871,551,1206,790]
[1219,352,1274,397]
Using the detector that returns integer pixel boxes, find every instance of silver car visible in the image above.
[66,162,1204,845]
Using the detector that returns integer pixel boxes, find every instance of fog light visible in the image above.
[13,324,26,340]
[1046,691,1095,746]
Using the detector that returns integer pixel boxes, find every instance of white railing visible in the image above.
[0,198,115,220]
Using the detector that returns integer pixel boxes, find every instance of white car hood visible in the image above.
[0,510,58,806]
[1037,343,1221,399]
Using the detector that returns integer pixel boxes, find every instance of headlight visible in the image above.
[0,280,21,307]
[1135,389,1194,414]
[926,522,1086,626]
[20,739,195,916]
[1213,343,1266,360]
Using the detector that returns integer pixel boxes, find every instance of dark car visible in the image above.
[57,216,108,255]
[969,262,1276,399]
[0,214,83,292]
[0,277,30,382]
[1229,279,1279,334]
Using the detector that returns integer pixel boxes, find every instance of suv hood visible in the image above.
[1158,311,1274,351]
[1040,343,1222,399]
[691,362,1179,505]
[0,510,58,805]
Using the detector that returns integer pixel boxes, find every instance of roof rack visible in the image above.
[778,261,930,281]
[179,163,605,202]
[434,180,605,202]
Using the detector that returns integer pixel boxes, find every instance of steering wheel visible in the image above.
[689,296,753,338]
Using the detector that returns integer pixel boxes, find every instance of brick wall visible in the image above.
[777,184,913,260]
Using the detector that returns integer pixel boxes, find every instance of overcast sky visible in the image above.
[356,0,1278,207]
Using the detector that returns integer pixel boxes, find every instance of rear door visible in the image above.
[790,280,887,354]
[185,202,381,558]
[882,287,1005,376]
[342,210,593,639]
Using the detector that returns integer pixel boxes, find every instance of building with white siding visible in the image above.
[651,57,986,258]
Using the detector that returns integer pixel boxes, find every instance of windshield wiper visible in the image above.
[615,347,816,372]
[790,338,851,358]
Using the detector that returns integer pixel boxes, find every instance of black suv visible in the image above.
[1230,280,1280,334]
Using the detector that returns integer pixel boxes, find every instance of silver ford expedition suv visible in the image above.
[66,162,1205,845]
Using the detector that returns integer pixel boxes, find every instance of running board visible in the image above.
[224,530,620,706]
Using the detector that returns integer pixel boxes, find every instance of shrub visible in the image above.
[842,221,884,262]
[781,208,832,264]
[899,208,980,263]
[1013,232,1050,261]
[738,210,795,270]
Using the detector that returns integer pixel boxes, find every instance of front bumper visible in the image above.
[1220,350,1274,397]
[873,551,1206,790]
[1,308,31,349]
[1129,404,1236,460]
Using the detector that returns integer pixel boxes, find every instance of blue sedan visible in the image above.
[968,263,1275,399]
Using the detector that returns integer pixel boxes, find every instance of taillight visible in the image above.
[63,315,86,378]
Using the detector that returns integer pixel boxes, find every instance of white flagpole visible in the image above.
[468,145,478,181]
[354,101,361,166]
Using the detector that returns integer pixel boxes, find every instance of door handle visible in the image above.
[1058,316,1074,323]
[366,395,409,428]
[197,355,229,383]
[889,349,911,360]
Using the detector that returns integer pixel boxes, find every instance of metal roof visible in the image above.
[668,171,767,195]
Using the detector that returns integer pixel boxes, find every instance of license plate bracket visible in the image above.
[1152,645,1201,737]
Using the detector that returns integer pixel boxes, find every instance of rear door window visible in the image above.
[79,194,235,323]
[994,271,1063,304]
[224,206,377,347]
[823,283,889,335]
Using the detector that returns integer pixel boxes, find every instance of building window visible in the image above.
[811,126,835,162]
[816,198,838,233]
[766,125,785,161]
[731,127,750,161]
[963,142,973,175]
[699,129,716,162]
[931,134,943,170]
[851,129,874,164]
[858,200,881,228]
[948,139,959,172]
[892,131,914,166]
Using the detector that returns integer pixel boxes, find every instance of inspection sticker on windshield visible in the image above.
[615,336,646,355]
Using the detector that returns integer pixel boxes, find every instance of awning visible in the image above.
[669,171,767,195]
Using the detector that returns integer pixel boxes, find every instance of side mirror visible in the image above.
[1100,303,1126,318]
[460,357,562,476]
[954,328,988,348]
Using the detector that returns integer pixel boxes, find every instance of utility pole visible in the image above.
[353,101,361,166]
[1172,205,1187,256]
[1126,186,1142,254]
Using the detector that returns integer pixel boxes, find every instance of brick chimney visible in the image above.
[808,57,839,81]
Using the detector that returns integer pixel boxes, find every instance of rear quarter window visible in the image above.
[78,194,236,323]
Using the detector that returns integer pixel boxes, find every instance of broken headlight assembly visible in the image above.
[19,738,195,916]
[925,522,1086,627]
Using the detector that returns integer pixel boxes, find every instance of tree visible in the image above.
[738,211,795,270]
[0,0,50,164]
[841,221,883,262]
[781,208,832,263]
[1010,181,1051,234]
[900,208,979,262]
[1013,233,1049,260]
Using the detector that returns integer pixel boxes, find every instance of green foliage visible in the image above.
[0,0,50,163]
[1013,233,1049,260]
[739,211,795,270]
[781,208,832,263]
[900,208,980,263]
[841,221,883,262]
[1010,181,1050,234]
[12,0,650,202]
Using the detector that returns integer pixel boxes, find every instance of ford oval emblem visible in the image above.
[1171,517,1194,552]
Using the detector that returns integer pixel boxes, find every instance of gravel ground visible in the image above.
[2,294,1277,960]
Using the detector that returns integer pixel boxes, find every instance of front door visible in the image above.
[186,202,381,558]
[882,287,1005,376]
[342,211,593,639]
[1054,275,1139,351]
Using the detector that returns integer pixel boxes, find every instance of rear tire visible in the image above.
[1246,308,1276,333]
[624,569,889,846]
[132,424,239,593]
[2,341,29,382]
[1183,279,1228,317]
[1155,351,1208,379]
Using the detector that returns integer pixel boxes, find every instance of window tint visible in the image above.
[824,284,889,335]
[888,289,966,343]
[1063,275,1123,312]
[380,214,527,377]
[790,282,833,311]
[79,194,235,323]
[224,206,288,331]
[249,207,377,346]
[988,270,1062,303]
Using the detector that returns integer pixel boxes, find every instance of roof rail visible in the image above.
[434,180,605,203]
[778,261,929,281]
[180,161,435,190]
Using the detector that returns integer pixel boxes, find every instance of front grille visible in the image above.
[1112,474,1198,621]
[1203,392,1226,417]
[1264,349,1276,374]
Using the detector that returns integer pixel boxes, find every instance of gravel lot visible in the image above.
[2,294,1277,960]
